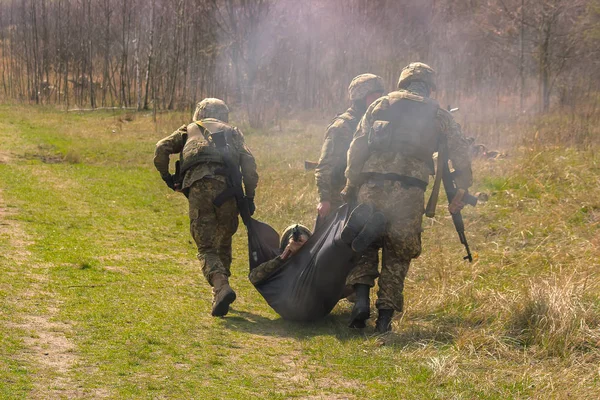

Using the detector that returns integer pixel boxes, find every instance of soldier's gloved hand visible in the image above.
[161,174,176,191]
[448,189,467,214]
[246,197,256,216]
[340,185,358,203]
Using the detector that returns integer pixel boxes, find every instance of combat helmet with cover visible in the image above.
[193,98,230,122]
[397,62,436,91]
[348,73,385,101]
[180,98,233,176]
[280,224,312,253]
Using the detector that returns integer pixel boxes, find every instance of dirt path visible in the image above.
[0,185,100,398]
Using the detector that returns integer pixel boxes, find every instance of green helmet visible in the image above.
[348,73,385,101]
[280,224,312,253]
[193,98,230,122]
[397,62,436,91]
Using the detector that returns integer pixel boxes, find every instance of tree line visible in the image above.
[0,0,598,126]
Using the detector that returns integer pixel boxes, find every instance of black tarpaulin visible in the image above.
[246,205,355,322]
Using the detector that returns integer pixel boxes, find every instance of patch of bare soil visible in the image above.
[0,189,31,257]
[0,151,12,164]
[270,346,360,399]
[275,353,310,384]
[18,144,65,164]
[0,189,107,399]
[12,313,81,396]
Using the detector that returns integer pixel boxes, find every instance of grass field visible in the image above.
[0,105,599,399]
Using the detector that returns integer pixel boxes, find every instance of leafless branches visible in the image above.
[0,0,597,125]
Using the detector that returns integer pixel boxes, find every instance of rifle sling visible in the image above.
[425,138,447,218]
[213,186,236,207]
[211,147,244,209]
[173,133,189,185]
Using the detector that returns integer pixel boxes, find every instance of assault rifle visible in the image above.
[440,140,477,262]
[426,106,476,262]
[211,131,253,227]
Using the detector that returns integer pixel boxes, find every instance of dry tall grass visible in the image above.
[459,99,600,150]
[508,276,600,358]
[1,104,599,397]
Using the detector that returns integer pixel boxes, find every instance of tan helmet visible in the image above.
[193,98,230,122]
[397,62,436,91]
[279,224,312,253]
[348,73,385,101]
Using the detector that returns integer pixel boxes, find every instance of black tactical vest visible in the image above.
[369,91,440,163]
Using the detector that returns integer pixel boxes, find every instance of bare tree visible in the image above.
[0,0,597,116]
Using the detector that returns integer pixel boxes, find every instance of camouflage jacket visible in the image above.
[153,120,259,196]
[248,256,284,285]
[345,88,472,190]
[315,107,361,203]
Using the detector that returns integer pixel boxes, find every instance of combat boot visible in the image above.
[340,204,373,245]
[348,284,370,328]
[211,273,236,317]
[351,211,386,253]
[375,309,394,333]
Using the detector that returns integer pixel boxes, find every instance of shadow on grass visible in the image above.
[223,308,368,342]
[224,307,462,347]
[381,322,457,348]
[220,291,475,347]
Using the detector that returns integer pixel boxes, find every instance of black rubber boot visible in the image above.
[340,204,373,245]
[349,284,371,328]
[211,274,237,317]
[351,211,386,253]
[375,309,394,333]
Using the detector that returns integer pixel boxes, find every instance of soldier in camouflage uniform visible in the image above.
[315,73,385,218]
[154,98,258,317]
[314,74,386,328]
[343,63,473,333]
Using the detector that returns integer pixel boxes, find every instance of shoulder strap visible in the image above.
[196,120,234,145]
[194,121,213,142]
[389,91,425,103]
[174,131,189,190]
[326,109,360,136]
[425,136,447,218]
[178,131,188,162]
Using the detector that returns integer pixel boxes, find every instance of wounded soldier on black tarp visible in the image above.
[247,203,385,324]
[248,224,313,286]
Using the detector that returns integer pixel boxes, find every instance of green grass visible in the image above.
[0,104,599,398]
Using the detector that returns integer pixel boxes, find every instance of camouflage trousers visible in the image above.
[346,247,380,288]
[188,178,239,286]
[358,180,424,312]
